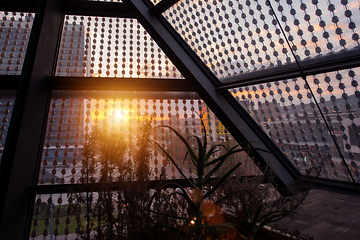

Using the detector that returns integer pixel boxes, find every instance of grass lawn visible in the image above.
[30,204,87,237]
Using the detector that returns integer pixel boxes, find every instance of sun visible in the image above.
[112,109,130,122]
[114,110,123,118]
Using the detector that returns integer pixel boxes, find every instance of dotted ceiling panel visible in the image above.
[56,16,183,78]
[38,91,260,186]
[230,67,360,183]
[0,11,34,75]
[164,0,360,80]
[0,93,15,164]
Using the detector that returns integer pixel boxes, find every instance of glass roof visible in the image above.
[160,0,360,185]
[164,0,359,81]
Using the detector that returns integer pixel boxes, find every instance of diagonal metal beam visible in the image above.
[149,0,180,15]
[128,0,300,195]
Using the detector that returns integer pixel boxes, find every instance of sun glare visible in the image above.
[90,101,132,126]
[113,110,129,121]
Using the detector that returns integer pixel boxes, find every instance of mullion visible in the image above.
[0,0,64,238]
[217,49,360,90]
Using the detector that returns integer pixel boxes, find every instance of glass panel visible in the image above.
[0,92,15,163]
[38,90,260,186]
[0,11,34,75]
[31,181,279,239]
[270,0,360,58]
[308,68,360,182]
[30,193,90,239]
[56,15,183,78]
[163,0,360,80]
[230,67,360,183]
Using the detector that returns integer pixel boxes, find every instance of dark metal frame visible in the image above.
[217,48,360,89]
[48,76,193,91]
[0,0,64,237]
[0,76,21,90]
[0,0,38,12]
[0,0,359,238]
[303,177,360,197]
[28,176,268,195]
[51,90,200,100]
[149,0,180,14]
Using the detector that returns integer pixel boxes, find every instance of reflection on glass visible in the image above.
[230,68,360,182]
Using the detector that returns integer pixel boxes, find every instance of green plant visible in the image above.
[72,117,155,240]
[235,204,292,240]
[148,119,271,240]
[68,116,310,240]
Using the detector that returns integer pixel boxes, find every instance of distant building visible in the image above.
[56,24,90,76]
[40,98,85,184]
[39,24,89,183]
[0,14,33,75]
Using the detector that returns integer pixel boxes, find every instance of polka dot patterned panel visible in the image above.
[230,67,360,182]
[164,0,359,80]
[56,15,183,78]
[38,91,260,185]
